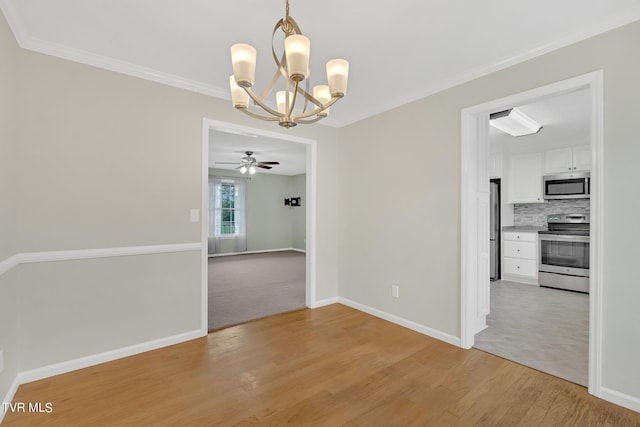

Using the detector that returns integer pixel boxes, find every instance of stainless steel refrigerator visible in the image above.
[490,180,500,280]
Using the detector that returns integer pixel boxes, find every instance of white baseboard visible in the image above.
[17,329,202,385]
[208,247,305,257]
[338,297,461,347]
[600,387,640,414]
[310,297,338,308]
[0,375,21,424]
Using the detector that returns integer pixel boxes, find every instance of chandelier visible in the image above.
[229,0,349,128]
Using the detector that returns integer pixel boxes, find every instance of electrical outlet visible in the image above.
[392,285,400,298]
[0,349,4,374]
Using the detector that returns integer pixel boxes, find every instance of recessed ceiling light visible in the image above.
[490,108,542,137]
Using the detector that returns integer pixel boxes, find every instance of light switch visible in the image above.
[190,209,200,223]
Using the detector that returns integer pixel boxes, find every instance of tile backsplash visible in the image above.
[514,199,590,227]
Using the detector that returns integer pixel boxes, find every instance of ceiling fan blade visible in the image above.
[215,162,241,164]
[258,161,280,165]
[256,164,272,169]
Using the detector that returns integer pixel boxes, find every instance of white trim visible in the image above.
[589,71,604,395]
[310,297,338,308]
[338,298,461,347]
[460,71,604,398]
[329,9,640,128]
[0,254,20,276]
[17,329,202,386]
[201,120,210,337]
[207,247,305,258]
[3,0,639,129]
[202,118,318,321]
[0,375,20,424]
[18,243,201,264]
[600,387,640,414]
[290,248,306,254]
[0,243,201,278]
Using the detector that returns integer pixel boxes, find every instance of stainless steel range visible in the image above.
[538,214,590,293]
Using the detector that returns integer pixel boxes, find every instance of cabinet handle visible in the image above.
[517,249,520,252]
[517,266,520,269]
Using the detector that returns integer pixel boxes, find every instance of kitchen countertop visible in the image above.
[502,225,547,232]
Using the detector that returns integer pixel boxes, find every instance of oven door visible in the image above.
[539,234,590,277]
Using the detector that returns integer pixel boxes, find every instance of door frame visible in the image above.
[460,70,604,396]
[200,118,318,335]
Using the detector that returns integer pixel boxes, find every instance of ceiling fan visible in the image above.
[215,151,280,175]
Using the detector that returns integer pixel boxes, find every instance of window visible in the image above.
[209,176,247,254]
[218,182,238,236]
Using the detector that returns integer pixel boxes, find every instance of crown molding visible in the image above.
[2,1,640,128]
[333,10,640,128]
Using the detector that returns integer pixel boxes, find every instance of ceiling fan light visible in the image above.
[284,35,310,82]
[326,59,349,97]
[313,85,331,116]
[249,166,257,175]
[229,75,249,108]
[490,108,542,137]
[239,165,247,174]
[230,43,256,88]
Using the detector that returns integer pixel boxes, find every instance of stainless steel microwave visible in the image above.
[543,171,590,200]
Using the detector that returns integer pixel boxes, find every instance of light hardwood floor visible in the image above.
[4,304,639,426]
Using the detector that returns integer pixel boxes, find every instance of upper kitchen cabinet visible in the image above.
[489,152,503,178]
[543,145,591,174]
[508,152,543,204]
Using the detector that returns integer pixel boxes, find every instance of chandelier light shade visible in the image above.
[230,44,257,87]
[229,0,349,127]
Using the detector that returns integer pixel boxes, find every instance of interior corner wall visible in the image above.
[208,168,306,253]
[0,11,20,409]
[338,19,640,402]
[0,10,18,261]
[0,6,339,392]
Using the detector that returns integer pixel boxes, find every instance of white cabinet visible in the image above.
[572,145,591,172]
[489,152,503,178]
[544,145,591,174]
[507,152,543,204]
[502,231,538,285]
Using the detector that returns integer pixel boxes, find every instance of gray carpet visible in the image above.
[474,280,589,386]
[208,251,306,331]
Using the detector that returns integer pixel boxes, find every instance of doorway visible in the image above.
[460,71,603,396]
[200,119,318,332]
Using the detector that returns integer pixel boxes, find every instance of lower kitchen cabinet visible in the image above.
[502,231,538,285]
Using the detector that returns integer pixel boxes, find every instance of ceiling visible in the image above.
[209,129,306,176]
[490,88,591,148]
[2,1,640,128]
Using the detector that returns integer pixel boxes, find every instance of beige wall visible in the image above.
[0,10,339,403]
[0,270,18,405]
[18,253,201,371]
[209,168,306,253]
[339,20,640,399]
[0,11,18,261]
[0,13,19,405]
[291,174,306,250]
